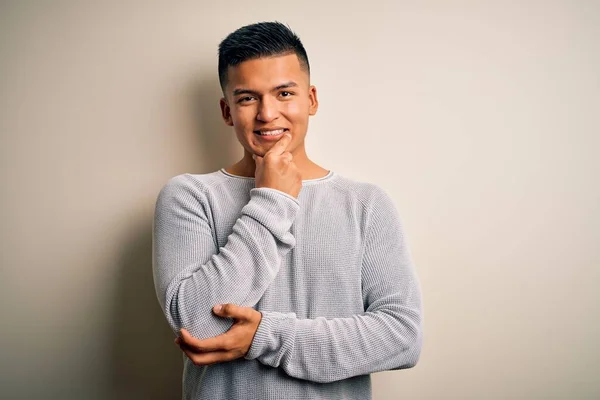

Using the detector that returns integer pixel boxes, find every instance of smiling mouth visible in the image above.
[253,128,288,136]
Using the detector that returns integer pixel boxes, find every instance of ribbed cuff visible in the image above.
[241,188,300,239]
[245,311,296,363]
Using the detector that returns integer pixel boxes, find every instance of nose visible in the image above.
[256,96,279,122]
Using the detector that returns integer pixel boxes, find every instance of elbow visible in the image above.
[393,314,423,370]
[391,334,422,371]
[404,337,422,369]
[153,283,181,336]
[155,279,192,336]
[166,280,234,339]
[404,324,423,369]
[154,272,187,335]
[157,279,185,335]
[405,305,423,368]
[156,290,183,336]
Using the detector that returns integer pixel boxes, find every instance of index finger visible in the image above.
[180,328,228,352]
[265,132,292,156]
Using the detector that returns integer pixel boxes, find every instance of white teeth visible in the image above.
[258,129,285,136]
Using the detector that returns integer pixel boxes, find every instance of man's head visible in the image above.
[218,21,318,158]
[218,21,310,92]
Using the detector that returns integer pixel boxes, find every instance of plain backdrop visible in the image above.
[1,1,598,399]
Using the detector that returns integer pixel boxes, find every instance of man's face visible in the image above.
[220,53,318,157]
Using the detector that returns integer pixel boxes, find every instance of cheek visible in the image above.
[285,101,307,122]
[231,107,255,128]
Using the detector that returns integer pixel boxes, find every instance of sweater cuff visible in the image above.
[241,188,300,239]
[245,311,296,363]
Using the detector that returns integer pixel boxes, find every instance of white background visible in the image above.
[1,1,598,398]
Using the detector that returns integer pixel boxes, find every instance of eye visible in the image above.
[280,91,293,98]
[238,96,255,103]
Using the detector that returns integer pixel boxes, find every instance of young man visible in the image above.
[152,21,423,400]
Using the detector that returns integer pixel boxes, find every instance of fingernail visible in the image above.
[213,304,223,313]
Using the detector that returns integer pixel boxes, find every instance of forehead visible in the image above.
[226,53,308,93]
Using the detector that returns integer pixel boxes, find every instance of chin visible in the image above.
[249,141,276,152]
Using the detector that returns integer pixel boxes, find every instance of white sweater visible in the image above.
[152,168,423,399]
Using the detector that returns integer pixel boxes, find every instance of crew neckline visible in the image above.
[219,168,335,184]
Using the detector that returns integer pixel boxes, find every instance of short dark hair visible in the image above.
[218,21,310,92]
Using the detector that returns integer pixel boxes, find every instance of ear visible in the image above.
[220,97,234,126]
[308,85,319,116]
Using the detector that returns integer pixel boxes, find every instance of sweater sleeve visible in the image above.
[244,187,423,383]
[152,175,300,340]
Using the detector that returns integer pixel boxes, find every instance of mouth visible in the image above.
[253,128,289,141]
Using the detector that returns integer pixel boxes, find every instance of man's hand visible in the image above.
[253,133,302,198]
[175,303,262,366]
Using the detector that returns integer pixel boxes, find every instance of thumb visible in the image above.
[213,303,246,319]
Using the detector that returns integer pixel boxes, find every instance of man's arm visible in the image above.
[152,174,299,340]
[243,187,423,383]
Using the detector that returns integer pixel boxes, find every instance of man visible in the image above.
[152,21,423,400]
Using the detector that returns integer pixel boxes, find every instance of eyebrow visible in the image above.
[232,81,298,97]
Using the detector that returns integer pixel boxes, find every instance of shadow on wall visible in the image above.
[109,74,240,399]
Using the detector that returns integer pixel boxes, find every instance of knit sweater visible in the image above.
[152,168,423,400]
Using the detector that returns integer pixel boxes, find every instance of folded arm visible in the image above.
[152,175,299,340]
[244,187,423,383]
